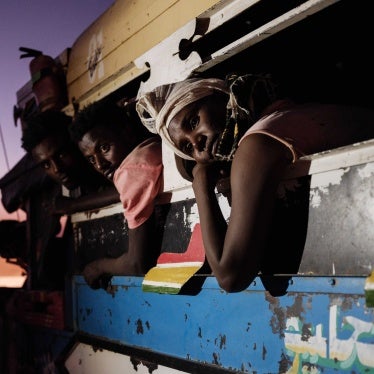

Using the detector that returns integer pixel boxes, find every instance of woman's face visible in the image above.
[78,126,133,181]
[167,94,228,163]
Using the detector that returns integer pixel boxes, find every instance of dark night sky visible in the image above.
[0,0,114,219]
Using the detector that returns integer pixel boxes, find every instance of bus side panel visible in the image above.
[71,275,374,373]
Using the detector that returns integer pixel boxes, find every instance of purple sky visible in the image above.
[0,0,114,183]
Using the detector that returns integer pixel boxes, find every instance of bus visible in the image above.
[1,0,373,372]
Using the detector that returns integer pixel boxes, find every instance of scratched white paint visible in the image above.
[217,194,231,221]
[357,162,374,179]
[309,168,349,208]
[65,342,188,373]
[87,30,104,84]
[184,202,200,231]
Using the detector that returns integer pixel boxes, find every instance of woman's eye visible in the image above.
[190,116,199,129]
[183,142,193,155]
[100,143,110,153]
[87,156,95,165]
[41,161,51,170]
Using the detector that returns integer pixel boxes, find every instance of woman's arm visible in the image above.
[193,134,291,292]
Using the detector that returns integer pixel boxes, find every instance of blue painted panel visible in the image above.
[73,275,374,373]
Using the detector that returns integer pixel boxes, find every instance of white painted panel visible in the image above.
[65,342,188,374]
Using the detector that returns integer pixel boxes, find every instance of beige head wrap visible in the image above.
[136,78,230,160]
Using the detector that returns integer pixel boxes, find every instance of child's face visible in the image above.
[78,126,133,181]
[168,94,227,163]
[32,134,82,190]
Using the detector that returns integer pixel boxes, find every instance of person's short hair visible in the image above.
[21,110,72,153]
[69,99,128,143]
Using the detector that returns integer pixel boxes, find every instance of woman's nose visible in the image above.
[191,133,206,152]
[51,159,61,173]
[95,155,108,171]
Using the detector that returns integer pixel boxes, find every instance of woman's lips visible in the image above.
[210,136,219,159]
[104,169,114,180]
[60,175,70,183]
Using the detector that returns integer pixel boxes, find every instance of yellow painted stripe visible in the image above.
[144,266,202,283]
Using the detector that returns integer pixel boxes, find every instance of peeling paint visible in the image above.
[310,168,349,207]
[212,352,220,365]
[357,162,374,179]
[286,294,305,317]
[218,334,226,349]
[246,322,251,332]
[262,343,267,360]
[130,357,158,373]
[136,319,144,334]
[183,202,199,230]
[217,194,231,221]
[266,293,287,337]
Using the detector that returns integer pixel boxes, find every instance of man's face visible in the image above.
[168,94,227,163]
[31,134,82,190]
[78,126,133,181]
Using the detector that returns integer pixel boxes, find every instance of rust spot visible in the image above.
[219,334,226,349]
[212,352,220,365]
[91,345,103,352]
[198,327,202,338]
[130,357,158,373]
[301,323,312,342]
[88,45,103,79]
[278,352,293,373]
[267,296,286,337]
[136,319,144,334]
[262,344,267,360]
[246,322,251,332]
[286,294,305,317]
[105,283,117,297]
[130,357,141,370]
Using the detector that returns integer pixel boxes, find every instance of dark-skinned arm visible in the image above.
[52,185,120,215]
[82,211,160,288]
[193,134,291,292]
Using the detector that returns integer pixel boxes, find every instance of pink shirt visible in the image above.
[113,137,163,229]
[239,100,374,161]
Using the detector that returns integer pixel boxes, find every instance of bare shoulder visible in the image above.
[234,134,291,169]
